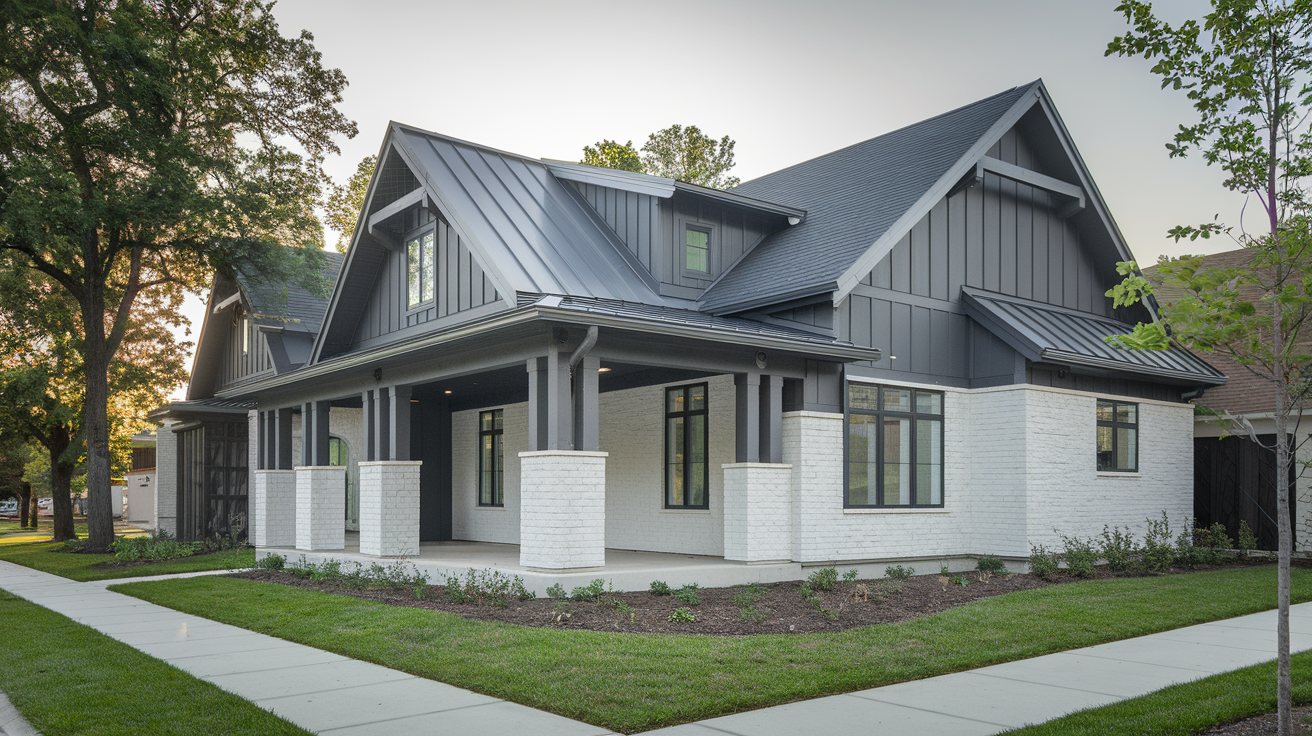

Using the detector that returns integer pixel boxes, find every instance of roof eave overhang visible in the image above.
[218,305,878,399]
[699,283,838,317]
[1040,349,1228,386]
[149,402,253,421]
[671,181,807,220]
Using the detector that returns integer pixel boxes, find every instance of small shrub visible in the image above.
[1208,522,1236,563]
[731,584,766,608]
[885,564,915,582]
[668,607,696,623]
[412,572,431,601]
[608,599,635,622]
[256,553,286,570]
[649,580,671,596]
[1142,512,1176,572]
[673,583,702,606]
[950,574,970,587]
[842,569,860,584]
[1099,525,1139,572]
[111,531,205,563]
[1175,522,1205,568]
[570,579,607,602]
[1061,534,1097,578]
[738,606,769,624]
[546,583,566,599]
[1237,519,1259,553]
[976,556,1006,575]
[1029,543,1059,579]
[807,566,839,591]
[798,582,838,618]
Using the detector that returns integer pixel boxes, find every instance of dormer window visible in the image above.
[407,230,436,309]
[685,225,711,274]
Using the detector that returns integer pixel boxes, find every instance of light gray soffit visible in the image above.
[543,160,676,197]
[960,286,1226,385]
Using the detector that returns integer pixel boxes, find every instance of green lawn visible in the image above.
[1006,650,1312,735]
[0,588,308,736]
[114,565,1309,734]
[0,540,254,582]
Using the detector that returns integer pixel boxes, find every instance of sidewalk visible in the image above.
[0,559,1309,735]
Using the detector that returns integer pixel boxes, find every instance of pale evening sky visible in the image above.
[170,0,1248,399]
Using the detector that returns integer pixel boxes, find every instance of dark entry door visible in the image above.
[1194,434,1296,551]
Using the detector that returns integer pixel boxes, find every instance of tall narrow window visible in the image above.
[665,384,708,509]
[685,225,710,274]
[846,383,943,507]
[479,409,504,506]
[407,229,437,309]
[1096,399,1138,472]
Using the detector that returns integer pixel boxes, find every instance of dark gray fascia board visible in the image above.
[218,302,878,399]
[672,181,807,221]
[698,283,839,317]
[1041,349,1227,386]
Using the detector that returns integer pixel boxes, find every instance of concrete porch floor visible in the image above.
[259,534,805,596]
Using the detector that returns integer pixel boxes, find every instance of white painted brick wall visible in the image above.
[289,409,364,530]
[155,420,178,535]
[519,451,607,569]
[295,465,346,551]
[252,470,296,547]
[451,402,525,544]
[359,461,421,556]
[1296,429,1312,553]
[723,463,793,561]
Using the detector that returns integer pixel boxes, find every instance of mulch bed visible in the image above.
[231,560,1260,635]
[1202,705,1312,734]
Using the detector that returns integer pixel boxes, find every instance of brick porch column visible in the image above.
[295,465,346,551]
[782,410,844,563]
[722,463,793,562]
[358,461,421,557]
[252,469,296,547]
[519,450,607,570]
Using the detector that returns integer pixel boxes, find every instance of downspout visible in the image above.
[569,325,599,376]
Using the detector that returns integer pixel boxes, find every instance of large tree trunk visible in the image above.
[82,272,114,551]
[47,427,77,541]
[27,492,36,531]
[18,481,30,529]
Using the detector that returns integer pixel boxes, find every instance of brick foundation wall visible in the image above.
[359,461,421,557]
[519,451,607,569]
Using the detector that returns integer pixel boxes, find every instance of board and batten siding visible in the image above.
[659,192,775,292]
[216,309,273,390]
[568,181,661,274]
[352,208,499,345]
[840,127,1122,386]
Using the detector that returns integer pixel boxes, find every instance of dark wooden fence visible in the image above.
[1194,434,1296,551]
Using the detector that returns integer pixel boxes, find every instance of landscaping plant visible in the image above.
[976,556,1007,575]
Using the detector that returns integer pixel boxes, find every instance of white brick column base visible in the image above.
[252,470,296,547]
[519,451,607,570]
[782,411,844,563]
[359,461,422,557]
[295,466,346,551]
[723,463,794,562]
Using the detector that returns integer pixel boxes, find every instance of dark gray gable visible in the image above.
[699,82,1041,314]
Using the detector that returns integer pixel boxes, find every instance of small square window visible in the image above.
[685,226,710,274]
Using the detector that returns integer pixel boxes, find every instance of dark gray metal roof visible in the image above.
[235,252,344,335]
[150,396,256,420]
[392,124,664,304]
[519,292,869,353]
[960,287,1226,385]
[699,83,1037,313]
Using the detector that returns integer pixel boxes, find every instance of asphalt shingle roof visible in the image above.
[699,83,1037,313]
[235,251,344,334]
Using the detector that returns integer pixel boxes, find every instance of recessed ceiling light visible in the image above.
[598,367,612,373]
[444,390,453,394]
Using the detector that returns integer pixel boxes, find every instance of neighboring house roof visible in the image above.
[699,83,1038,313]
[235,252,344,335]
[961,287,1226,385]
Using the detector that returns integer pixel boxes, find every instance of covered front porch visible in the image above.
[259,536,806,596]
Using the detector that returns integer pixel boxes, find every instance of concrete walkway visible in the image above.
[0,562,613,735]
[0,692,39,736]
[1,560,1309,735]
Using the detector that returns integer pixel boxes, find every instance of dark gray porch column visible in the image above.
[275,407,294,470]
[526,358,548,451]
[300,401,331,466]
[735,373,761,463]
[546,344,573,450]
[573,354,600,452]
[374,386,391,462]
[759,375,784,464]
[389,385,412,461]
[361,390,376,462]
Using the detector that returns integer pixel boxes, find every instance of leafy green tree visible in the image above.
[641,125,740,188]
[0,1,356,550]
[324,155,376,252]
[580,140,643,173]
[1106,2,1312,730]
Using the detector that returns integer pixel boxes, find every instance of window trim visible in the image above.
[664,382,710,510]
[1096,399,1139,473]
[405,225,438,312]
[679,221,714,279]
[843,382,946,509]
[478,409,504,507]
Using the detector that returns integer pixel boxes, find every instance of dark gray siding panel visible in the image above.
[353,208,500,346]
[568,181,660,276]
[656,192,781,292]
[216,308,274,390]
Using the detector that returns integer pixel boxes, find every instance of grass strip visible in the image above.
[114,565,1310,733]
[0,589,308,736]
[1006,650,1312,735]
[0,541,254,582]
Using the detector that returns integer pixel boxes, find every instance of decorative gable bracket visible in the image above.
[949,156,1085,219]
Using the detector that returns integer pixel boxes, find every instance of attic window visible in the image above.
[685,225,710,274]
[407,230,436,309]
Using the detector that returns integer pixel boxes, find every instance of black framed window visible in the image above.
[479,410,504,506]
[1096,399,1138,472]
[846,383,944,507]
[665,384,708,509]
[406,230,436,309]
[684,225,710,274]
